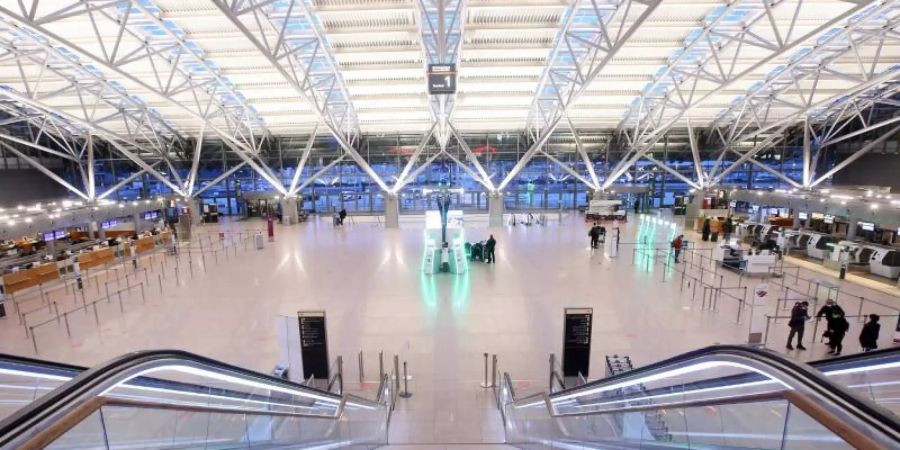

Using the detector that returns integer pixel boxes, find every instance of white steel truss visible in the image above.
[500,0,660,191]
[210,0,390,192]
[708,2,900,186]
[605,0,877,189]
[0,0,288,195]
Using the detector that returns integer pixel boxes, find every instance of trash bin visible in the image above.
[255,232,265,250]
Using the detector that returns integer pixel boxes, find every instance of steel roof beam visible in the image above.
[604,0,877,189]
[211,0,389,192]
[500,0,661,191]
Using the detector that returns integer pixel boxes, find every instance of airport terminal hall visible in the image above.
[3,0,900,448]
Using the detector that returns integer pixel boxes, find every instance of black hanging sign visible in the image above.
[562,308,593,378]
[428,64,457,94]
[298,311,329,380]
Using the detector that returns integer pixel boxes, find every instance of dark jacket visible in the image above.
[589,227,600,238]
[723,219,734,234]
[485,237,496,251]
[830,315,850,337]
[788,304,808,328]
[817,304,846,327]
[859,321,881,349]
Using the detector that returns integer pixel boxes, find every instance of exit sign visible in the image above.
[428,64,457,94]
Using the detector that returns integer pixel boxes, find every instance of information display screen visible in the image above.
[798,212,808,220]
[860,222,875,231]
[298,311,329,380]
[427,64,457,94]
[823,215,834,224]
[562,308,593,378]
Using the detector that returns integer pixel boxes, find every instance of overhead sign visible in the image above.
[427,64,457,94]
[562,308,593,378]
[298,311,329,380]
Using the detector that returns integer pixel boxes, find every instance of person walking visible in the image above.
[786,301,809,350]
[701,218,711,242]
[827,311,850,356]
[671,235,684,263]
[588,223,601,249]
[485,234,496,264]
[723,217,734,241]
[338,208,347,226]
[859,314,881,352]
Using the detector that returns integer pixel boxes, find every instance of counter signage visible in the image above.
[562,307,593,377]
[297,311,329,380]
[427,64,457,94]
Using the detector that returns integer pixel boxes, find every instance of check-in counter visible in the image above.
[0,262,60,297]
[134,236,155,254]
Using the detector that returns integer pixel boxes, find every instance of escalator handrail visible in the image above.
[507,345,900,441]
[0,349,368,448]
[0,353,85,377]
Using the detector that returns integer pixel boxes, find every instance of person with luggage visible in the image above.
[338,208,347,226]
[485,235,496,264]
[859,314,881,352]
[588,223,601,249]
[671,235,684,263]
[786,301,809,350]
[701,218,711,242]
[826,310,850,356]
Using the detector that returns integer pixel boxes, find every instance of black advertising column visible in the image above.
[298,311,329,380]
[562,307,593,378]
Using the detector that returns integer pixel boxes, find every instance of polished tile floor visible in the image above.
[1,211,898,445]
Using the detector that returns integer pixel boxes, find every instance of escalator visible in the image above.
[0,350,392,449]
[498,345,900,449]
[0,346,898,449]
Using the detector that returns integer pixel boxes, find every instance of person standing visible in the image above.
[827,311,850,356]
[859,314,881,352]
[588,223,601,249]
[701,218,711,242]
[671,235,684,263]
[816,299,846,340]
[723,217,734,241]
[786,301,809,350]
[633,198,640,215]
[338,208,347,226]
[485,234,496,264]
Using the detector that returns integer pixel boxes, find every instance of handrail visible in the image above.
[17,394,348,450]
[0,349,353,448]
[502,345,900,448]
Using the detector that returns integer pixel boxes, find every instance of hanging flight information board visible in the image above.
[428,64,457,94]
[562,307,593,378]
[298,311,329,380]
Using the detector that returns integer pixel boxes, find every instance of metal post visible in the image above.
[92,301,101,326]
[548,353,555,391]
[491,354,498,389]
[393,355,400,393]
[117,291,125,313]
[53,302,60,324]
[63,312,71,337]
[763,316,772,346]
[358,351,364,384]
[140,283,146,304]
[158,274,164,293]
[30,327,37,354]
[715,275,723,311]
[189,259,194,279]
[480,352,490,388]
[379,351,384,380]
[399,361,412,398]
[857,297,865,323]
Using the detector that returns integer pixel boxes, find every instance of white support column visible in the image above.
[190,199,203,227]
[488,192,504,228]
[846,218,858,240]
[281,197,299,225]
[686,192,705,224]
[384,194,400,229]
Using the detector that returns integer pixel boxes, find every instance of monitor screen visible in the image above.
[823,215,834,224]
[42,232,56,241]
[798,212,808,220]
[860,222,875,231]
[54,230,66,239]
